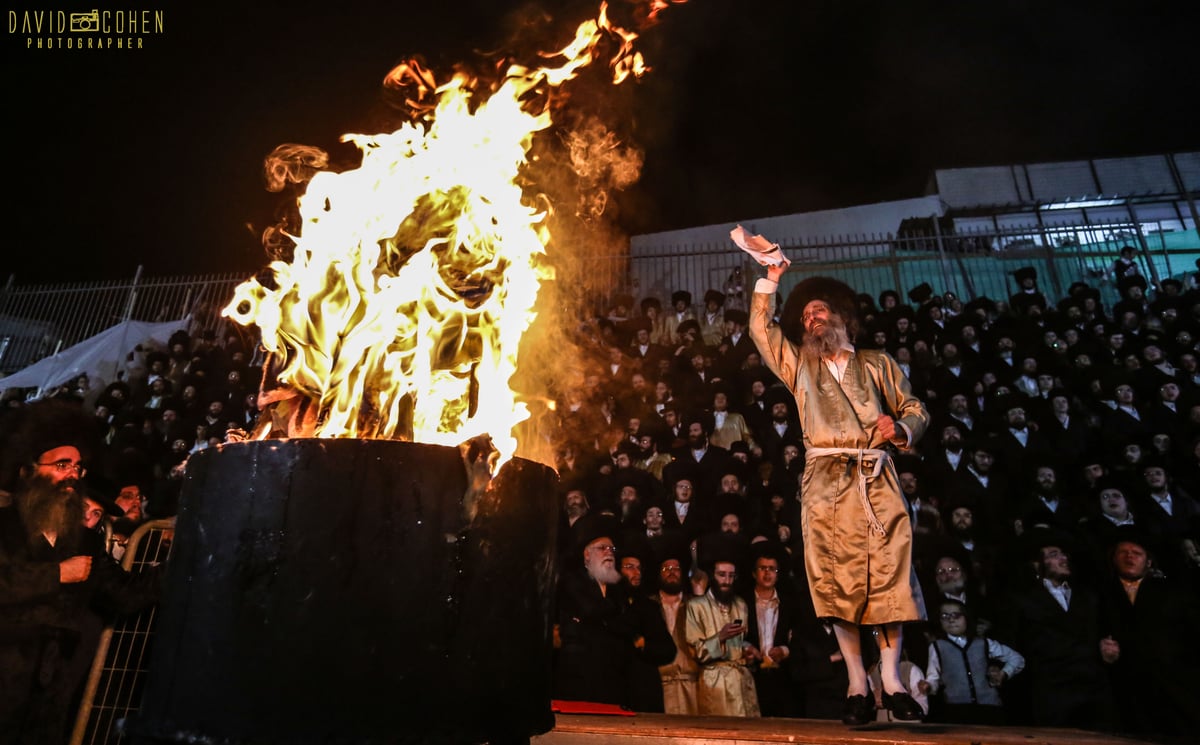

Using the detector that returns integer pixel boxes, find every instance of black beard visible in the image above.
[16,474,83,551]
[951,524,974,540]
[659,579,684,595]
[712,585,738,606]
[688,435,707,449]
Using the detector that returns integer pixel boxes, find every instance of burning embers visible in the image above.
[224,1,684,468]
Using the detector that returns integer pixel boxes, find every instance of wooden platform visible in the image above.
[535,713,1149,745]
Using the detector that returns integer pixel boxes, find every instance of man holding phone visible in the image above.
[684,555,760,716]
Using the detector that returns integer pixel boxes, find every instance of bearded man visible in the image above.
[684,554,760,717]
[748,266,929,724]
[0,403,162,745]
[553,516,638,707]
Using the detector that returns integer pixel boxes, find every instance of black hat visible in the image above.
[1118,274,1149,295]
[671,290,693,306]
[81,482,124,517]
[780,276,858,345]
[704,289,726,306]
[907,282,934,304]
[1022,525,1075,562]
[640,296,662,313]
[1014,266,1038,284]
[879,289,901,306]
[762,386,794,411]
[724,308,748,326]
[572,513,623,557]
[630,316,653,333]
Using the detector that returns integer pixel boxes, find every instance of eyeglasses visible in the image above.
[755,566,779,573]
[589,544,617,554]
[935,567,963,577]
[36,460,86,477]
[940,612,965,620]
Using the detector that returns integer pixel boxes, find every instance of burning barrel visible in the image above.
[133,438,559,744]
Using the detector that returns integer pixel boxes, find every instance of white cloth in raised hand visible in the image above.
[730,225,790,267]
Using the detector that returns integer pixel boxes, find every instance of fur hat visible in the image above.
[704,289,726,306]
[1013,266,1038,284]
[671,290,693,307]
[780,276,858,345]
[907,282,934,304]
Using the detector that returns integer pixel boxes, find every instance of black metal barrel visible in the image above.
[132,439,558,744]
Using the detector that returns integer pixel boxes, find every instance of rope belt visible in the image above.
[805,446,890,536]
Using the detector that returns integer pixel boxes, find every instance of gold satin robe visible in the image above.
[684,593,760,717]
[748,288,929,625]
[653,594,700,715]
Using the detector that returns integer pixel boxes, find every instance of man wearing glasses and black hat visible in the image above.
[0,400,163,745]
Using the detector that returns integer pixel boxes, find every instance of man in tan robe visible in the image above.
[747,265,929,724]
[652,554,700,714]
[684,558,760,717]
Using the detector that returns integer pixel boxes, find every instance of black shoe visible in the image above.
[881,691,923,721]
[842,694,876,725]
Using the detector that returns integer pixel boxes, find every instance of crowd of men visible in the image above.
[4,256,1200,739]
[551,262,1200,737]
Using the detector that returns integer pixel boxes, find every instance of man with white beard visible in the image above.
[553,516,638,707]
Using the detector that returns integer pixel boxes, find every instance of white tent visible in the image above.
[0,318,190,399]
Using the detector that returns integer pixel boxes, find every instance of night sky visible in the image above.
[4,0,1197,284]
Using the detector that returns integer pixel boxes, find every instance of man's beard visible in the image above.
[711,584,738,606]
[687,434,707,449]
[17,474,83,550]
[565,504,587,520]
[585,555,621,585]
[802,314,850,358]
[659,578,684,595]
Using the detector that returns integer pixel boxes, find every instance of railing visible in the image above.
[3,219,1198,385]
[625,222,1200,313]
[0,269,246,375]
[70,519,175,745]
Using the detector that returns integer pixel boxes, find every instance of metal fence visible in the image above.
[626,222,1200,314]
[70,519,175,745]
[0,269,246,376]
[3,219,1198,384]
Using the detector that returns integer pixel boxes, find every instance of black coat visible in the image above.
[995,579,1115,729]
[1101,574,1200,736]
[0,504,161,745]
[553,569,638,706]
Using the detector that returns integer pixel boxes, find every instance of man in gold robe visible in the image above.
[684,557,760,717]
[747,264,929,725]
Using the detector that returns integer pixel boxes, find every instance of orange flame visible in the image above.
[223,1,685,468]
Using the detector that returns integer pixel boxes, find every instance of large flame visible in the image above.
[224,1,682,468]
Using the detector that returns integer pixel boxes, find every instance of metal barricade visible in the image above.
[70,518,175,745]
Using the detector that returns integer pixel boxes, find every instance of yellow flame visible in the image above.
[223,1,682,468]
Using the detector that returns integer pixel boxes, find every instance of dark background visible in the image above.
[3,0,1197,283]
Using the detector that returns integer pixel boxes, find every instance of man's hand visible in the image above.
[1100,636,1120,663]
[742,643,761,662]
[917,680,932,695]
[877,414,896,441]
[60,555,92,584]
[986,668,1007,687]
[767,647,787,664]
[766,264,786,283]
[718,620,745,642]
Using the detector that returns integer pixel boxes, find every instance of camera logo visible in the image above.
[69,10,100,32]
